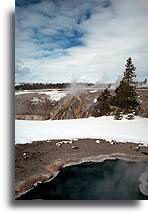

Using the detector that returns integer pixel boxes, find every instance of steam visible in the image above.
[66,76,93,96]
[18,160,147,200]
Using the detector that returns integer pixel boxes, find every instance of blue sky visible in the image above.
[15,0,148,83]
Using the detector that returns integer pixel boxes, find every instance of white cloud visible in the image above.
[15,0,148,83]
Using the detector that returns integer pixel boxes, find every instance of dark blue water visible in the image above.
[18,160,148,200]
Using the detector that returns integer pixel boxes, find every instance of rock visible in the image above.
[52,96,83,120]
[72,146,79,150]
[22,152,30,160]
[15,93,56,120]
[133,146,140,151]
[126,113,135,120]
[56,142,62,147]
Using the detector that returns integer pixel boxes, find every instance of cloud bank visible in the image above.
[15,0,148,83]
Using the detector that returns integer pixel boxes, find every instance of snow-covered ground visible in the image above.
[15,91,32,95]
[38,91,67,101]
[15,90,67,101]
[15,116,148,145]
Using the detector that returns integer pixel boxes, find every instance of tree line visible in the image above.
[15,82,94,90]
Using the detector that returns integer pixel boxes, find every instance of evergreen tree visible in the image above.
[114,109,123,120]
[92,88,112,116]
[144,78,147,85]
[115,57,140,112]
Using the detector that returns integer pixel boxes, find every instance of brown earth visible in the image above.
[15,89,148,120]
[52,92,98,119]
[15,93,56,118]
[15,139,148,198]
[137,89,148,117]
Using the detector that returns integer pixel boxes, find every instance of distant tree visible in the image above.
[92,88,112,116]
[144,78,147,85]
[115,57,140,112]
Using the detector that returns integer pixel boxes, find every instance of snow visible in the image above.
[30,96,47,105]
[94,98,97,103]
[56,140,73,147]
[15,90,67,101]
[38,91,67,101]
[15,91,32,95]
[15,116,148,145]
[90,90,97,93]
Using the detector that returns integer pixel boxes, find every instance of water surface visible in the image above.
[18,160,148,200]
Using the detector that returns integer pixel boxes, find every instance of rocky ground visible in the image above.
[15,93,57,119]
[15,89,148,120]
[15,88,148,199]
[15,139,148,199]
[137,89,148,117]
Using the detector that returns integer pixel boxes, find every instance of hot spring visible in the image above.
[17,160,148,200]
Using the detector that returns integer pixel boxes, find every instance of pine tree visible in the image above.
[114,109,123,120]
[92,88,112,116]
[115,57,140,112]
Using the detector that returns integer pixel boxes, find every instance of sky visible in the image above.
[15,0,148,83]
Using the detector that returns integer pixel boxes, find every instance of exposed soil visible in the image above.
[15,89,148,120]
[15,139,148,198]
[137,89,148,117]
[15,93,57,117]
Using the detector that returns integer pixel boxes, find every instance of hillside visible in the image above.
[15,88,148,120]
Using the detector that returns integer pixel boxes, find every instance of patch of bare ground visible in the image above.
[15,89,148,120]
[15,93,57,117]
[137,89,148,117]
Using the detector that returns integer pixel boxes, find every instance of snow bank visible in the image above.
[15,116,148,145]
